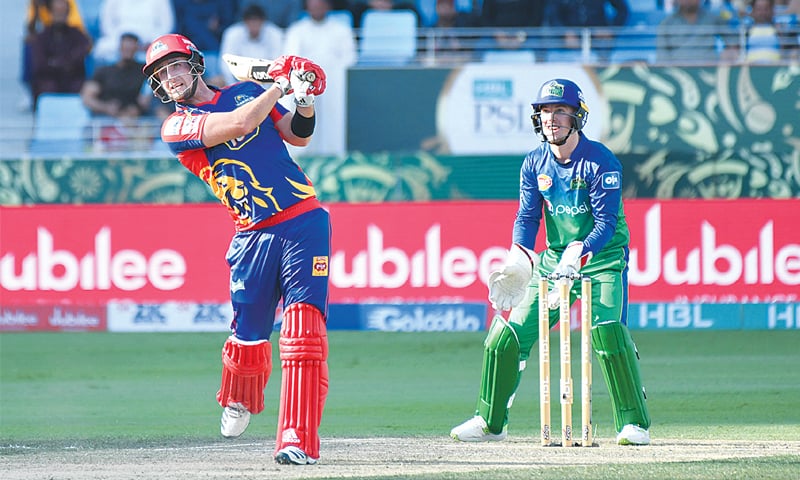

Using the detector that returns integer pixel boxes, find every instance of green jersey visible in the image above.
[512,133,630,261]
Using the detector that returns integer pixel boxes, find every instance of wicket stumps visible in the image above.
[538,273,594,447]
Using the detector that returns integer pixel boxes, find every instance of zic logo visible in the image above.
[602,172,621,190]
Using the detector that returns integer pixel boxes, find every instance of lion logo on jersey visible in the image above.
[199,159,281,227]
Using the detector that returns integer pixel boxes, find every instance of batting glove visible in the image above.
[267,55,294,95]
[290,71,315,107]
[290,57,327,95]
[547,241,592,309]
[488,244,538,311]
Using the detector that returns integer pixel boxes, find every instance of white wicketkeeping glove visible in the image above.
[290,70,315,107]
[488,244,539,311]
[547,241,592,309]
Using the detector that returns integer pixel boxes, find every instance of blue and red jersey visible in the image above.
[161,81,317,231]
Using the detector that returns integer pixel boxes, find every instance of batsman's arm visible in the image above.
[200,84,285,147]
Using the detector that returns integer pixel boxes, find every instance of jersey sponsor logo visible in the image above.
[163,116,184,136]
[570,176,587,190]
[230,279,245,292]
[233,94,254,108]
[164,114,202,137]
[537,174,553,191]
[313,256,329,277]
[547,202,589,217]
[602,171,621,189]
[180,115,202,136]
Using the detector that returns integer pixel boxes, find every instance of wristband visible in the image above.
[290,111,315,138]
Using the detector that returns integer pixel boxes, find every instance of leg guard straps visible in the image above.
[592,321,651,432]
[216,336,272,415]
[275,302,328,460]
[477,315,521,434]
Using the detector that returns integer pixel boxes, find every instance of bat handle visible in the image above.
[297,71,316,83]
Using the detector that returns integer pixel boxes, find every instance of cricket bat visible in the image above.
[222,53,274,83]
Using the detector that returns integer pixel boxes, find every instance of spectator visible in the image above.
[351,0,422,28]
[28,0,92,110]
[743,0,783,62]
[26,0,86,34]
[775,0,800,14]
[173,0,235,85]
[774,0,800,59]
[21,0,87,111]
[283,0,357,156]
[480,0,545,27]
[479,0,546,49]
[80,32,155,151]
[236,0,302,29]
[545,0,630,59]
[436,0,477,27]
[92,0,174,65]
[546,0,629,28]
[81,33,150,118]
[431,0,477,63]
[219,3,285,85]
[656,0,734,63]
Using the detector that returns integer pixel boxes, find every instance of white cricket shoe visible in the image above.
[220,402,250,438]
[450,416,507,442]
[275,445,318,465]
[616,424,650,445]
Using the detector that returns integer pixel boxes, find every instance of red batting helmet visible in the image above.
[143,34,206,102]
[143,34,204,77]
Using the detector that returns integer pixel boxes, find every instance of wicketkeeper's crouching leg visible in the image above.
[592,321,651,445]
[450,316,521,442]
[274,302,329,465]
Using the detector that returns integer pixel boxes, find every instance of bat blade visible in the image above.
[222,53,274,83]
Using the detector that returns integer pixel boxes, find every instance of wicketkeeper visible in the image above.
[450,78,652,445]
[143,34,330,465]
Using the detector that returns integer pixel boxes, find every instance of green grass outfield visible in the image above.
[1,330,799,479]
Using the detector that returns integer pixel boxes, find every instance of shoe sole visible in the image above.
[450,433,507,442]
[618,439,650,446]
[275,453,318,465]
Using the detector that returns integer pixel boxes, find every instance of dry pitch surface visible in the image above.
[3,437,798,479]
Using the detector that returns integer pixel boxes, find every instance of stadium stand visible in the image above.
[359,9,419,65]
[29,93,91,155]
[3,1,799,158]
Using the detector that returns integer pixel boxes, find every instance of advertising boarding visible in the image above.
[1,200,798,330]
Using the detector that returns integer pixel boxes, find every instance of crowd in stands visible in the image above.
[20,0,800,155]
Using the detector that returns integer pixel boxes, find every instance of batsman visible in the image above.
[450,78,651,446]
[144,34,330,465]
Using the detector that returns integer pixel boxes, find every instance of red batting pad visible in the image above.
[216,336,272,414]
[275,303,329,459]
